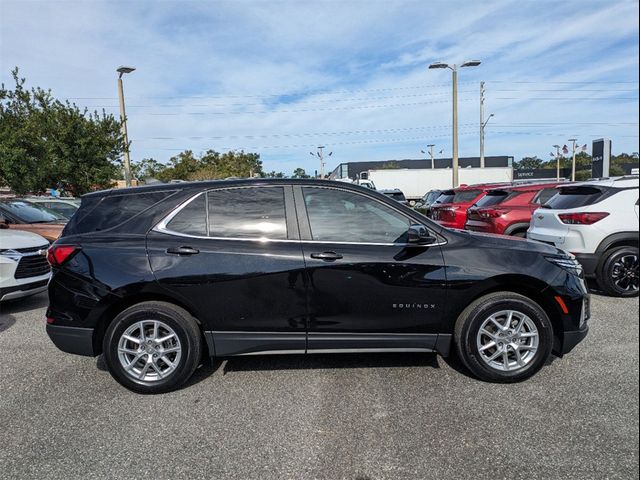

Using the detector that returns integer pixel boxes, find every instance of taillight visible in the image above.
[478,208,509,219]
[558,212,609,225]
[47,245,80,267]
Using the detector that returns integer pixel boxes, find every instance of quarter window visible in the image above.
[302,187,410,243]
[207,187,287,239]
[166,193,207,236]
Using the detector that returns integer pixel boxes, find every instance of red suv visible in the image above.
[465,182,564,237]
[429,184,510,229]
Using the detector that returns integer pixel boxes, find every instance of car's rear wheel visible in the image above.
[597,246,639,297]
[454,292,553,382]
[103,301,202,394]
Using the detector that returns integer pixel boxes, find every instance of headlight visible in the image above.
[544,254,583,277]
[0,249,21,262]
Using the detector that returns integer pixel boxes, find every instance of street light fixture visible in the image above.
[429,60,482,187]
[116,66,136,187]
[310,146,332,178]
[421,144,436,169]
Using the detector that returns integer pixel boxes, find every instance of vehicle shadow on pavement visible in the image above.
[220,352,441,374]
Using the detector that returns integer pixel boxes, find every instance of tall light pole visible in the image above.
[429,60,481,187]
[117,66,135,187]
[421,144,436,168]
[568,138,578,181]
[552,144,561,181]
[310,146,332,178]
[480,112,494,169]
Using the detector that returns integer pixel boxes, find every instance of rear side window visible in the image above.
[166,194,207,236]
[72,191,174,233]
[453,190,481,203]
[208,187,287,239]
[533,188,559,205]
[543,186,605,209]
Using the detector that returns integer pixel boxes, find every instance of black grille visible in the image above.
[16,244,49,254]
[14,254,50,279]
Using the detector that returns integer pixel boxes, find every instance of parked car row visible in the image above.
[0,196,79,302]
[425,176,639,297]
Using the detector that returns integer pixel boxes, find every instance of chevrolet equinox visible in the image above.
[46,179,589,393]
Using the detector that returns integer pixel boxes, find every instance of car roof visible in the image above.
[487,182,566,193]
[82,178,394,199]
[565,176,639,189]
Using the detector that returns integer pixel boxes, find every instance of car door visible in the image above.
[294,185,447,353]
[146,185,307,356]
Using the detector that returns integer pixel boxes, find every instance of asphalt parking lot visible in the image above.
[0,291,638,480]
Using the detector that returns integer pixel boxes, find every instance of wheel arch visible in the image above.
[449,274,565,354]
[92,291,207,357]
[503,222,530,236]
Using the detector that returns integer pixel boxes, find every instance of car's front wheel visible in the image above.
[103,301,202,394]
[454,292,553,383]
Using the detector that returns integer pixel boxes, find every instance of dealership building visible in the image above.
[329,156,514,180]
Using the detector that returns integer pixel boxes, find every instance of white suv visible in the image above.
[528,176,639,297]
[0,229,51,302]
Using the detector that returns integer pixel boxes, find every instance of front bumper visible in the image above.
[46,324,95,356]
[561,324,589,355]
[0,278,49,302]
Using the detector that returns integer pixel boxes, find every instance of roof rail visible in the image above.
[511,178,570,185]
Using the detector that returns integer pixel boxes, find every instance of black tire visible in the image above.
[454,292,553,383]
[511,230,527,238]
[596,246,639,297]
[103,301,202,394]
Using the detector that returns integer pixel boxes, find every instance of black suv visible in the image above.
[46,179,589,393]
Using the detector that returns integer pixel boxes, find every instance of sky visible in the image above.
[1,0,638,176]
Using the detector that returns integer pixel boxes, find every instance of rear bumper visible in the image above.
[465,220,495,233]
[574,252,600,277]
[46,324,95,356]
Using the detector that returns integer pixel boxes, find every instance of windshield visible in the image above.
[0,200,66,223]
[422,191,441,204]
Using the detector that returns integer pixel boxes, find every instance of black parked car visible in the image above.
[46,180,589,393]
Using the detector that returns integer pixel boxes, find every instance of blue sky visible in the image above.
[1,0,638,175]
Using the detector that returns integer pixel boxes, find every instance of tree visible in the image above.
[154,149,264,181]
[292,167,310,178]
[130,157,166,180]
[263,170,285,178]
[0,68,123,195]
[514,156,543,169]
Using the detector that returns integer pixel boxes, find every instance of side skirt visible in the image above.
[205,331,453,357]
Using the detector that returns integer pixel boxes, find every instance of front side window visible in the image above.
[208,187,287,239]
[303,187,410,243]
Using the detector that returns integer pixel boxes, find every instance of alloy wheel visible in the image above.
[117,320,182,382]
[476,310,539,372]
[611,254,639,293]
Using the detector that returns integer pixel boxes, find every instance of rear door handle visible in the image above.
[166,246,200,256]
[310,251,343,261]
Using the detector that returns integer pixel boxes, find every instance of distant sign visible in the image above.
[592,139,611,178]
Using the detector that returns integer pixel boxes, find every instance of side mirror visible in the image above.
[407,224,437,245]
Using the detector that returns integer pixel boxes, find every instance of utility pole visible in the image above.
[429,60,481,188]
[421,145,436,168]
[480,81,485,168]
[553,144,561,181]
[310,146,332,178]
[568,138,578,181]
[116,66,136,187]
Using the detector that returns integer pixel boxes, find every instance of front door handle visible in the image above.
[166,246,200,256]
[310,251,343,261]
